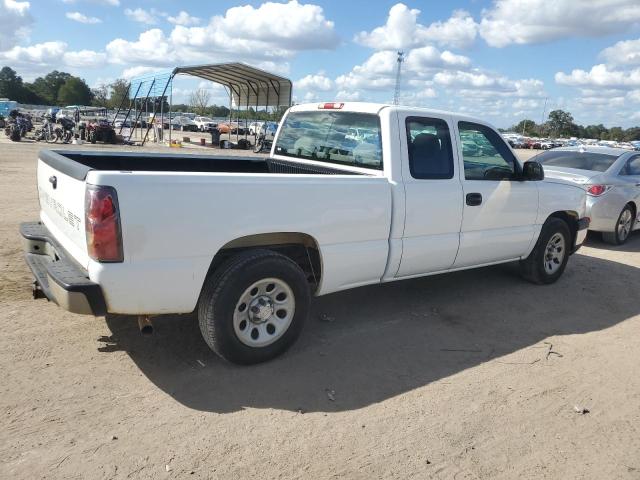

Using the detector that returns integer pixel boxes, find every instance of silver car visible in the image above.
[536,146,640,245]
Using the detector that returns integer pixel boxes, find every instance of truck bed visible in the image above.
[41,150,363,180]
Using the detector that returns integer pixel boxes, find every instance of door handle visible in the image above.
[466,192,482,206]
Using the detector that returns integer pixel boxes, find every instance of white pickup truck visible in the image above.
[22,102,589,364]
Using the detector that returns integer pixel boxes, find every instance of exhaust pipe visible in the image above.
[137,315,154,335]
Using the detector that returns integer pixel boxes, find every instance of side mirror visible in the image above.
[522,160,544,181]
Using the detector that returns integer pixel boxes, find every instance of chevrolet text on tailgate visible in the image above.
[22,102,589,364]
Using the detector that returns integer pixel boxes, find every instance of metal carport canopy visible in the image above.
[172,62,292,108]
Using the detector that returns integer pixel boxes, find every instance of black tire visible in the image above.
[520,217,571,284]
[10,128,21,142]
[198,249,310,365]
[602,205,634,245]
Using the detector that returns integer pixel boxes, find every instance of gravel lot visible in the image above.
[1,139,639,479]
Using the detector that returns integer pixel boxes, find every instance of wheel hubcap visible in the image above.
[544,232,565,275]
[618,209,632,240]
[233,278,295,348]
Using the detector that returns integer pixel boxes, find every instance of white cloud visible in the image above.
[628,90,640,103]
[555,64,640,88]
[0,0,33,50]
[295,73,333,91]
[480,0,640,47]
[121,66,165,80]
[62,0,119,5]
[108,1,337,69]
[0,41,67,66]
[434,71,545,98]
[167,11,200,26]
[406,46,471,70]
[335,90,362,101]
[420,9,478,50]
[0,40,104,76]
[124,7,158,25]
[355,3,477,50]
[106,29,173,66]
[577,96,626,107]
[63,49,106,67]
[600,38,640,66]
[65,11,101,24]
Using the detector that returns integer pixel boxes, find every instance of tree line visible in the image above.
[509,109,640,142]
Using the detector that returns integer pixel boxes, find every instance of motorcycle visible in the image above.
[253,122,277,153]
[34,113,60,143]
[4,110,28,142]
[55,116,75,144]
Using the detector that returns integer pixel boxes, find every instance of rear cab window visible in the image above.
[274,111,383,170]
[405,117,454,179]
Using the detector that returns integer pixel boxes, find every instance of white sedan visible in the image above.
[539,146,640,244]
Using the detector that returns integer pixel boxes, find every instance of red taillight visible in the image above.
[586,185,610,196]
[85,185,123,262]
[318,102,344,109]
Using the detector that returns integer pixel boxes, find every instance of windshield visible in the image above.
[536,151,619,172]
[274,111,383,170]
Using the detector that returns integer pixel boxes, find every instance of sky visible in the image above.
[1,0,640,128]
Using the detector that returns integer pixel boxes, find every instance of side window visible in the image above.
[626,156,640,175]
[458,121,519,181]
[406,117,454,179]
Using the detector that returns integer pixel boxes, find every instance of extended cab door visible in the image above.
[396,114,463,277]
[452,120,538,268]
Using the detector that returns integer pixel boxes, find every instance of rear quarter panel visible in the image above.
[86,171,392,314]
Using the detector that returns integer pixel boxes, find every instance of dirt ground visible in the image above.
[1,139,639,480]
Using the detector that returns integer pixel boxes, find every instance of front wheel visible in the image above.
[520,217,571,284]
[198,249,310,364]
[603,205,634,245]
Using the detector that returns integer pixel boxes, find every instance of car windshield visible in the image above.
[274,111,383,170]
[199,117,213,122]
[535,151,620,172]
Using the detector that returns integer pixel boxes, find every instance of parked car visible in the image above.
[194,116,217,132]
[248,122,264,135]
[217,121,246,135]
[21,102,588,365]
[537,146,640,245]
[171,116,198,132]
[114,118,131,129]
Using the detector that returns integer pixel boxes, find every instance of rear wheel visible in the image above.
[198,249,310,364]
[10,127,21,142]
[603,205,634,245]
[520,217,571,284]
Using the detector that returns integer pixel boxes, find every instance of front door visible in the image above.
[453,121,538,268]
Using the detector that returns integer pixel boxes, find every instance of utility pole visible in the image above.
[393,51,404,105]
[540,97,548,136]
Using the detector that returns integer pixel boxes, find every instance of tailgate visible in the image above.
[37,158,90,268]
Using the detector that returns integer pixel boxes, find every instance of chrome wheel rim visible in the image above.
[233,278,295,348]
[544,232,565,275]
[617,209,632,241]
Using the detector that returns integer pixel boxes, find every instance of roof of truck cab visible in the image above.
[288,102,486,122]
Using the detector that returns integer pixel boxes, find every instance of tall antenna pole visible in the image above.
[540,97,548,135]
[393,51,404,105]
